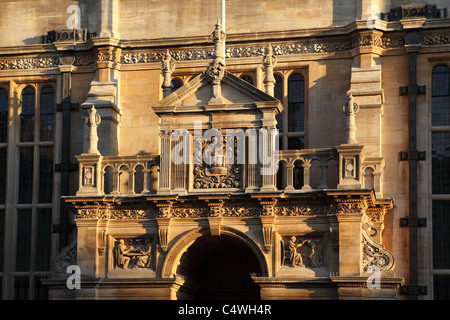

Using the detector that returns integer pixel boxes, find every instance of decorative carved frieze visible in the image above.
[46,28,93,43]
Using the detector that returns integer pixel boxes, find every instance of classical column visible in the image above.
[161,50,176,98]
[262,44,277,97]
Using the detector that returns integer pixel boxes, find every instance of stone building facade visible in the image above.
[0,0,449,300]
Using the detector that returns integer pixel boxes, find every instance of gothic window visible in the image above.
[39,86,55,141]
[20,86,35,143]
[432,64,450,298]
[12,83,56,299]
[0,88,8,143]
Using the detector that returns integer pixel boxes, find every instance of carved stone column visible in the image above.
[343,93,359,145]
[85,106,102,154]
[161,50,175,98]
[206,20,226,105]
[262,44,277,97]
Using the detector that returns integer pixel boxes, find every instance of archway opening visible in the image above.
[176,234,262,300]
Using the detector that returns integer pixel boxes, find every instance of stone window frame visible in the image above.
[6,81,57,300]
[430,61,450,298]
[273,69,307,151]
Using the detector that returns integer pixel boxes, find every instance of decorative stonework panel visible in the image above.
[112,237,155,270]
[281,236,324,269]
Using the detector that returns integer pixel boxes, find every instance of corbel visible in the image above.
[207,200,224,236]
[156,201,173,253]
[259,198,277,253]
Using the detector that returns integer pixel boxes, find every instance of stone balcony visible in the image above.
[74,143,373,197]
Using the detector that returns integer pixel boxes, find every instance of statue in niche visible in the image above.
[282,236,323,268]
[113,238,154,270]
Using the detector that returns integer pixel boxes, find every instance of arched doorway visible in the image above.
[176,234,262,300]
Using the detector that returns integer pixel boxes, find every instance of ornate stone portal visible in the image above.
[45,23,402,300]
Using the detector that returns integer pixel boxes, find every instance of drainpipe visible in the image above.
[56,56,79,249]
[399,31,427,299]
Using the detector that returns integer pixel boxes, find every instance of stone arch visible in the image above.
[161,226,269,279]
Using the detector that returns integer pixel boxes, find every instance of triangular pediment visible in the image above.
[152,71,283,115]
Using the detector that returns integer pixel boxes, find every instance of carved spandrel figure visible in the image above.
[113,239,133,269]
[287,236,309,267]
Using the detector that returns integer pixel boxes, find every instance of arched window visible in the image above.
[40,86,55,141]
[20,86,35,142]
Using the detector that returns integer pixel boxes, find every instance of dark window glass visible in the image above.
[172,80,183,91]
[293,160,304,190]
[38,147,53,203]
[288,137,304,150]
[40,86,55,141]
[433,201,450,269]
[0,210,4,273]
[274,75,283,131]
[240,75,254,85]
[0,148,6,204]
[434,275,450,300]
[432,66,450,127]
[432,132,450,194]
[16,210,32,272]
[287,73,305,132]
[0,88,8,143]
[18,147,34,204]
[14,276,29,300]
[20,87,35,142]
[34,276,49,300]
[35,209,52,271]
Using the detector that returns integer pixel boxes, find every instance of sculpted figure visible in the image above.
[133,239,152,269]
[113,239,133,269]
[288,236,309,267]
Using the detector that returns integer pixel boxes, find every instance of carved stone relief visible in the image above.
[112,237,155,270]
[281,236,323,269]
[193,134,241,189]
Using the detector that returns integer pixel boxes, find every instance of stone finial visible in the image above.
[85,106,101,154]
[342,93,359,144]
[205,21,227,104]
[263,43,277,96]
[161,49,176,98]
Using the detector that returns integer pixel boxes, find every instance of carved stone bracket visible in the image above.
[361,216,395,272]
[260,215,276,254]
[156,217,171,253]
